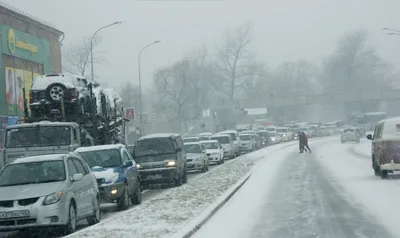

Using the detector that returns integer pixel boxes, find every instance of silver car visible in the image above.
[184,142,209,172]
[0,153,100,235]
[341,128,360,143]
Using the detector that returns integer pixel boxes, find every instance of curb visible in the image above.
[172,171,253,238]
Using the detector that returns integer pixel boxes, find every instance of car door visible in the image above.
[121,148,136,194]
[71,158,92,217]
[67,158,86,219]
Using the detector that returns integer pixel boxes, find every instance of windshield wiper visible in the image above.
[40,133,60,149]
[9,135,29,150]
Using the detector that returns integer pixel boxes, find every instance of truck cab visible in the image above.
[1,121,93,168]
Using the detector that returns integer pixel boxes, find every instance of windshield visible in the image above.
[0,160,66,187]
[266,128,275,131]
[136,138,175,156]
[222,133,236,140]
[257,132,267,137]
[211,136,229,144]
[267,132,277,136]
[240,135,251,140]
[183,138,199,143]
[276,128,288,133]
[200,142,218,149]
[77,149,122,168]
[184,144,202,153]
[343,129,355,133]
[5,126,71,148]
[198,136,210,141]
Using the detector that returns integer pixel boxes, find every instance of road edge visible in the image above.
[171,170,253,238]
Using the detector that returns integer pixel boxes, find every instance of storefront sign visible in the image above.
[8,29,38,56]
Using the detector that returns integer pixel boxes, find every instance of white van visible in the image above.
[218,130,240,156]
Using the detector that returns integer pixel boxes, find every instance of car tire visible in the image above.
[183,170,188,184]
[64,202,77,235]
[117,184,130,210]
[131,179,142,205]
[381,170,389,179]
[175,173,183,187]
[87,196,101,225]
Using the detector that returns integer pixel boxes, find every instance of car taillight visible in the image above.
[71,89,77,100]
[29,92,33,104]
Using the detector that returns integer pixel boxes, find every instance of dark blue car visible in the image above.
[75,144,141,210]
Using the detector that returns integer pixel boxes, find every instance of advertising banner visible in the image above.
[4,67,35,116]
[7,116,19,125]
[0,116,7,150]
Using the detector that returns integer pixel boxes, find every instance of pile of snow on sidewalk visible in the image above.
[68,152,269,238]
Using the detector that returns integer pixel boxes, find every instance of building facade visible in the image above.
[0,3,63,148]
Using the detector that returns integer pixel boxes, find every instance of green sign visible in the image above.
[1,25,50,69]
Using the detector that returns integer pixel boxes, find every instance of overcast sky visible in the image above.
[2,0,400,92]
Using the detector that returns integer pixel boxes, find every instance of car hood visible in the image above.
[0,182,64,200]
[187,153,203,160]
[91,166,120,184]
[204,149,220,154]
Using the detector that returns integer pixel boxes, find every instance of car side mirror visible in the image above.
[72,173,84,182]
[366,134,373,140]
[176,148,182,152]
[123,160,133,167]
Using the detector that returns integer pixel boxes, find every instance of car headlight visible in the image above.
[136,164,141,168]
[166,160,176,166]
[43,191,63,206]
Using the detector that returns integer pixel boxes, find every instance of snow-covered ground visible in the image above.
[66,142,296,238]
[351,139,371,157]
[192,138,396,238]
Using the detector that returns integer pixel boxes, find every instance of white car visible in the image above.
[238,133,254,152]
[218,130,240,156]
[210,134,235,159]
[184,142,209,172]
[341,128,360,143]
[276,127,292,141]
[198,132,212,142]
[200,140,224,164]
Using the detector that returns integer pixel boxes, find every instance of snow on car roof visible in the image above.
[198,132,212,136]
[139,133,180,140]
[239,133,252,136]
[75,144,125,153]
[12,154,66,164]
[183,136,199,139]
[199,140,219,144]
[219,130,237,134]
[184,142,201,145]
[7,121,78,129]
[211,134,229,138]
[31,74,80,90]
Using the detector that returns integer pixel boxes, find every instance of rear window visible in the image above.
[239,135,251,140]
[343,129,355,133]
[211,136,229,144]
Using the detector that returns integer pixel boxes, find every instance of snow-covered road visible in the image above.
[193,138,396,238]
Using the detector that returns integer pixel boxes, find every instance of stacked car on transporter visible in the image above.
[1,73,127,168]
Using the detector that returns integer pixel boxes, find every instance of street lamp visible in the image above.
[90,21,122,80]
[138,40,160,136]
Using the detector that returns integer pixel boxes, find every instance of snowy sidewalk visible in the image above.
[66,143,295,238]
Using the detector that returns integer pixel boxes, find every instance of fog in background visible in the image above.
[3,0,400,90]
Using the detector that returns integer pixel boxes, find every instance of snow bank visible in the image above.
[66,143,295,238]
[316,138,400,238]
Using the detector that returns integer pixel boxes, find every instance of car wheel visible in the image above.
[64,203,77,235]
[131,179,142,205]
[87,196,101,225]
[183,170,188,184]
[381,170,389,179]
[175,173,183,187]
[117,184,130,210]
[47,83,66,102]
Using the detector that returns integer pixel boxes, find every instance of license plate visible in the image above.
[0,210,30,219]
[147,174,162,180]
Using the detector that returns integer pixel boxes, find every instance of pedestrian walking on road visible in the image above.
[302,132,311,153]
[298,132,306,153]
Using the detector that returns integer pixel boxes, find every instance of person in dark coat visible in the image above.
[298,132,306,153]
[302,132,311,152]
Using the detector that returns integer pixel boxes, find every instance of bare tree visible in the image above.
[214,23,254,100]
[153,62,191,123]
[62,35,104,77]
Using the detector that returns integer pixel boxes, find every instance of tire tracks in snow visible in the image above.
[249,147,393,238]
